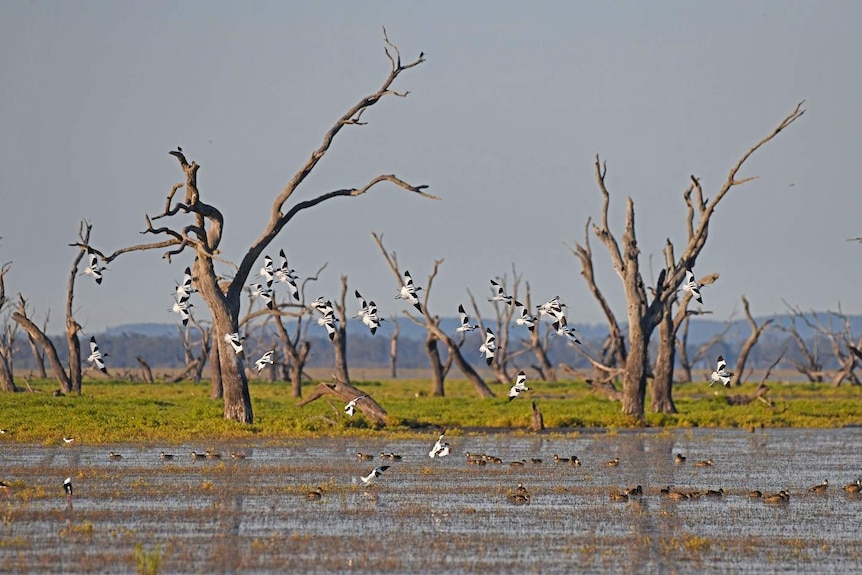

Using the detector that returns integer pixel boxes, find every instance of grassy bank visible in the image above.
[1,378,861,443]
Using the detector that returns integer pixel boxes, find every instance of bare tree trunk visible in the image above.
[731,295,773,386]
[12,311,71,393]
[426,330,445,397]
[332,275,350,384]
[291,341,309,396]
[136,356,155,383]
[676,316,694,383]
[389,318,399,378]
[650,310,677,413]
[523,284,556,381]
[209,340,223,399]
[0,264,18,392]
[66,221,93,394]
[27,332,47,379]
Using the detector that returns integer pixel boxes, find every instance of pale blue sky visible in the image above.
[1,1,860,334]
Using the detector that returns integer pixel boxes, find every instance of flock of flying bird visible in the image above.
[81,245,733,389]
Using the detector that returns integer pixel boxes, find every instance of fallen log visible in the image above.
[296,378,388,426]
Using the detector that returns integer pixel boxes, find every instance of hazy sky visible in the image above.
[2,1,861,335]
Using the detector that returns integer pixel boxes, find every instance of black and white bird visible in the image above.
[354,290,370,319]
[396,270,422,312]
[429,430,450,458]
[62,437,75,445]
[513,301,538,332]
[63,477,73,497]
[709,355,733,387]
[274,250,299,300]
[456,304,479,333]
[345,394,371,417]
[249,283,275,310]
[508,370,532,401]
[87,336,108,373]
[174,267,196,300]
[552,316,581,345]
[361,300,384,335]
[537,296,566,319]
[258,255,275,284]
[80,252,106,285]
[224,332,246,356]
[169,297,193,326]
[479,328,498,366]
[254,350,274,373]
[311,296,335,317]
[682,270,703,305]
[488,279,513,305]
[317,311,338,341]
[359,465,390,486]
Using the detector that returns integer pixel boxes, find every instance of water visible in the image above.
[1,429,861,574]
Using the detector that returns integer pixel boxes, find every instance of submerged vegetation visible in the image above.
[1,378,861,443]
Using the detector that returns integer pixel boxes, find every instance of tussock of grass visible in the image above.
[0,378,861,443]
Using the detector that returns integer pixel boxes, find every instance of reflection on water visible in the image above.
[1,428,861,574]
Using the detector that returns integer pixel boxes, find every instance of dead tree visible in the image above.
[172,314,212,383]
[729,295,773,386]
[331,276,351,384]
[782,304,862,386]
[775,304,825,382]
[573,102,805,420]
[12,221,96,394]
[676,310,727,383]
[81,32,434,423]
[0,261,18,392]
[25,310,49,379]
[522,283,556,381]
[650,264,718,413]
[136,356,155,383]
[372,232,494,398]
[389,317,399,378]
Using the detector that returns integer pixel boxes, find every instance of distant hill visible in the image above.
[102,312,862,346]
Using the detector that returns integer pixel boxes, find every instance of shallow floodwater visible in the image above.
[2,428,862,574]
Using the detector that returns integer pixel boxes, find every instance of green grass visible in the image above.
[1,377,861,443]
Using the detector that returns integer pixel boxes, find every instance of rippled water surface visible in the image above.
[2,428,862,574]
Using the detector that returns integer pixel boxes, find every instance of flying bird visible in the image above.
[80,252,106,285]
[274,250,300,300]
[169,297,193,326]
[682,270,704,305]
[257,255,275,284]
[344,394,371,417]
[552,316,581,345]
[513,301,538,332]
[249,283,275,310]
[317,311,338,341]
[174,267,196,300]
[359,465,390,486]
[87,336,108,373]
[429,430,450,458]
[488,279,513,305]
[224,332,246,357]
[354,290,384,333]
[456,304,479,333]
[479,328,498,366]
[254,350,274,373]
[508,370,532,401]
[311,296,335,317]
[396,270,423,312]
[709,355,733,387]
[537,296,566,319]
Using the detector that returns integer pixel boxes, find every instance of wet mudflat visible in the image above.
[1,428,862,574]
